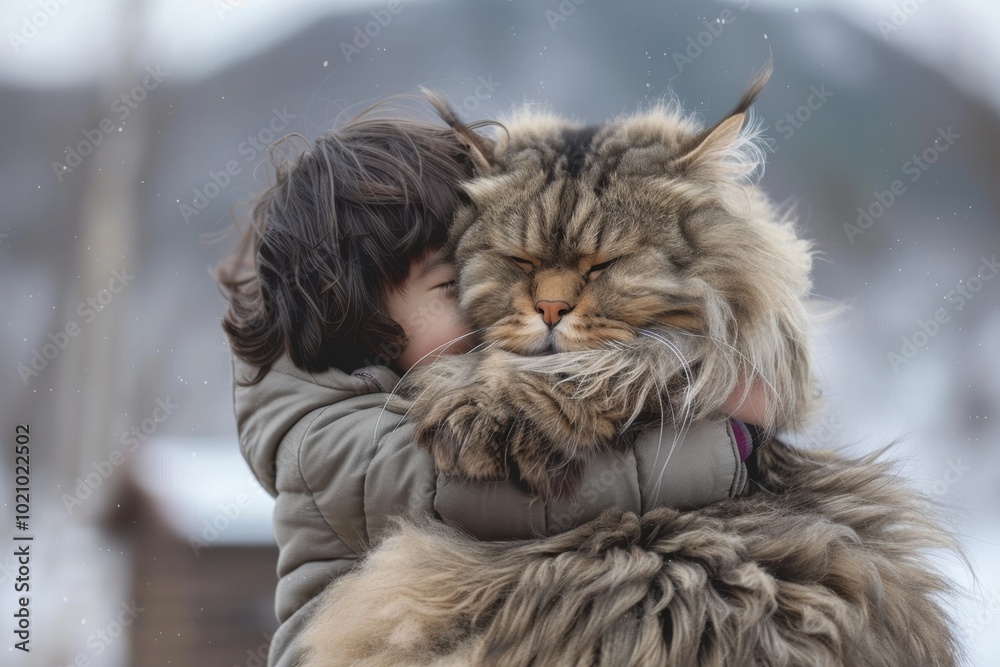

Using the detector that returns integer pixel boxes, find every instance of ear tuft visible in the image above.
[672,58,773,183]
[726,55,773,120]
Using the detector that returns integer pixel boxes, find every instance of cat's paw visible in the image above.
[413,389,510,483]
[503,392,626,499]
[507,433,586,500]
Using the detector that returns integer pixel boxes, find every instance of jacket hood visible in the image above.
[230,351,405,496]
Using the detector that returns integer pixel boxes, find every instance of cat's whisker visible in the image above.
[669,327,769,391]
[385,338,507,447]
[640,369,671,492]
[649,387,681,500]
[373,327,489,447]
[638,330,694,409]
[640,332,693,497]
[668,328,781,406]
[636,329,695,498]
[413,327,492,370]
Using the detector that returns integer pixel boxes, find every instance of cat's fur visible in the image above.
[298,439,960,666]
[400,62,813,499]
[297,64,962,665]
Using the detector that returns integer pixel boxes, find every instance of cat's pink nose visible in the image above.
[535,300,572,328]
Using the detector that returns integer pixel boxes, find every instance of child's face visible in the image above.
[385,246,479,372]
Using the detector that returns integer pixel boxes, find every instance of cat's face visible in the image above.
[436,70,815,428]
[445,144,738,355]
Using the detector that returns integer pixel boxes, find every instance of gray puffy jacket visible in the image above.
[231,352,750,667]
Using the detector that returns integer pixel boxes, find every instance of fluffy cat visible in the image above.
[298,64,961,666]
[401,61,813,499]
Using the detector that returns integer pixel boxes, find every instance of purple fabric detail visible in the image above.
[730,417,753,462]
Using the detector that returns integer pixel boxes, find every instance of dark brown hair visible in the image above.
[214,95,489,384]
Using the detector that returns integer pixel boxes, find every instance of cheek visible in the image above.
[411,298,475,358]
[438,301,474,342]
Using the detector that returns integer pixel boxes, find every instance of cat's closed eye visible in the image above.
[585,257,619,278]
[504,255,535,271]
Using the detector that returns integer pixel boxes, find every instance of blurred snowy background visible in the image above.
[0,0,998,664]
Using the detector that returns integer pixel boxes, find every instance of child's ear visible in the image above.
[421,86,495,174]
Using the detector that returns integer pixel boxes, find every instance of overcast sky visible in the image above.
[2,0,998,110]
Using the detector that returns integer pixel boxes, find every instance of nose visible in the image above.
[534,300,572,328]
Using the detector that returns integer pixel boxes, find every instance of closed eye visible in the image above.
[436,280,456,292]
[586,257,619,276]
[504,255,535,270]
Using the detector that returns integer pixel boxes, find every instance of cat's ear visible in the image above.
[673,112,748,175]
[671,58,772,181]
[460,174,516,205]
[421,86,495,174]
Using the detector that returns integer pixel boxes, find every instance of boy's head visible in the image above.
[218,99,488,382]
